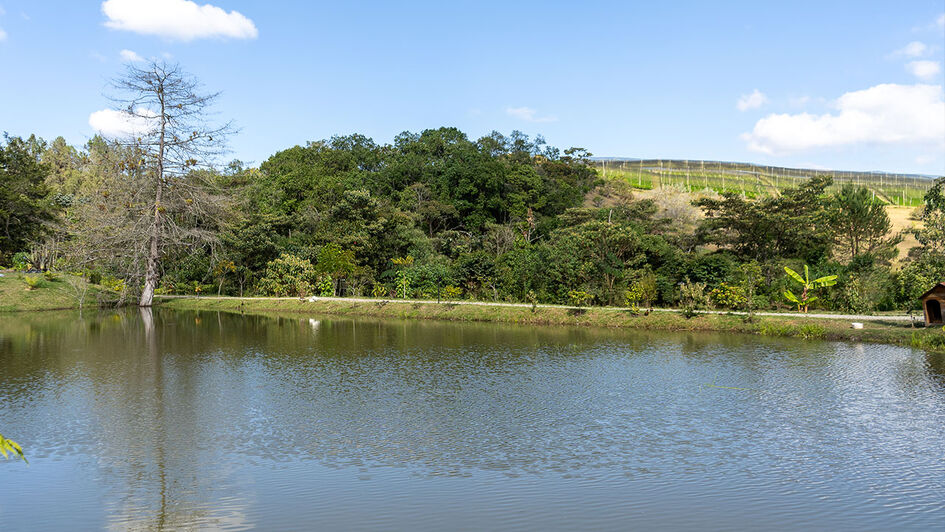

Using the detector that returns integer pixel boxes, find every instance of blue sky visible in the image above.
[0,1,943,174]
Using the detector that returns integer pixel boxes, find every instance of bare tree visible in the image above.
[107,61,232,306]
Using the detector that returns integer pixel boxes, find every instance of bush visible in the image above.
[23,275,43,290]
[257,253,317,297]
[442,285,463,300]
[568,289,593,307]
[88,272,102,285]
[316,275,333,297]
[101,276,126,293]
[11,252,30,272]
[43,271,59,282]
[679,279,708,318]
[708,282,745,310]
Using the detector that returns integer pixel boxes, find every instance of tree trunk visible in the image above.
[140,88,167,307]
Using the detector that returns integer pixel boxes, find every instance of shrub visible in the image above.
[679,278,709,317]
[442,285,463,300]
[371,284,388,298]
[101,276,126,293]
[257,253,317,297]
[24,275,43,290]
[316,275,333,297]
[43,271,59,282]
[568,289,593,307]
[709,282,745,310]
[88,272,102,285]
[11,252,30,272]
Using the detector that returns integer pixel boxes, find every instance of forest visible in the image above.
[1,63,943,315]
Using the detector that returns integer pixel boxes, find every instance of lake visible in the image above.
[1,308,943,530]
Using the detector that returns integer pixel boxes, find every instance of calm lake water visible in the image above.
[1,309,943,531]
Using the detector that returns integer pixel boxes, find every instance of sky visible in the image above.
[0,0,943,174]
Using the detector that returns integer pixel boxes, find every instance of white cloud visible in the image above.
[891,41,928,57]
[938,13,945,29]
[0,28,6,42]
[89,108,158,137]
[742,83,945,154]
[788,95,811,108]
[101,0,258,41]
[736,89,767,111]
[906,60,941,80]
[119,49,144,62]
[506,106,557,123]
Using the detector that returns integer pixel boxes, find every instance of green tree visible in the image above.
[257,253,317,297]
[829,185,900,262]
[0,135,55,262]
[696,176,833,262]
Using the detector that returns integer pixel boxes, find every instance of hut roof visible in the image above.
[919,282,945,300]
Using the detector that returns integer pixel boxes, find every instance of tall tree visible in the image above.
[108,61,231,306]
[0,134,54,262]
[829,185,900,262]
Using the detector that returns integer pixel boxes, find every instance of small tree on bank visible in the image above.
[108,61,232,306]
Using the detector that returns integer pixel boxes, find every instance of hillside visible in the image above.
[596,158,938,207]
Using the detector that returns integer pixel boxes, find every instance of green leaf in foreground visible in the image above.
[0,433,27,463]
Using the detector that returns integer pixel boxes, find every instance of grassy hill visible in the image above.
[596,158,938,207]
[0,272,120,312]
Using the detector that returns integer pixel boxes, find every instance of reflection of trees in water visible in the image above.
[2,309,945,526]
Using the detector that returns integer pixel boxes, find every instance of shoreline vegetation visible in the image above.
[155,295,945,353]
[3,62,944,349]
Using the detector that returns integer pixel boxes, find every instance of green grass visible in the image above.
[0,272,119,312]
[157,296,945,353]
[598,159,935,206]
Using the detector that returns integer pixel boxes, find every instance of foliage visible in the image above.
[0,135,55,262]
[0,433,26,463]
[783,265,837,313]
[568,289,593,307]
[442,285,463,300]
[696,176,833,263]
[11,252,31,271]
[737,260,762,320]
[43,270,59,282]
[316,275,334,297]
[391,255,414,299]
[24,275,43,290]
[257,253,317,297]
[679,279,708,318]
[708,282,745,309]
[829,185,900,263]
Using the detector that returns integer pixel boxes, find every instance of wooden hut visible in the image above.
[920,282,945,326]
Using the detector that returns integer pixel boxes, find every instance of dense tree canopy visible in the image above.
[3,123,938,313]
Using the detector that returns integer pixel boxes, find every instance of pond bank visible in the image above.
[156,296,945,353]
[0,272,118,312]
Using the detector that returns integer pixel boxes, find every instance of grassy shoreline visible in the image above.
[0,272,118,312]
[157,296,945,353]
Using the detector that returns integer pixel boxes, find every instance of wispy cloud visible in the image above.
[101,0,258,41]
[906,60,941,80]
[119,49,144,62]
[890,41,928,58]
[742,83,945,154]
[736,89,767,111]
[506,106,557,123]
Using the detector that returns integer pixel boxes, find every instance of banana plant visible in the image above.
[0,433,27,463]
[784,265,837,313]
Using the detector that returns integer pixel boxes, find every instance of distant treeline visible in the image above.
[2,128,944,312]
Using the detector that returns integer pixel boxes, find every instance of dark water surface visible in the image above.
[1,309,943,530]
